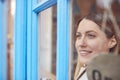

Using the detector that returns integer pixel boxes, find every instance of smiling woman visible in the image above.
[75,18,114,64]
[74,11,120,80]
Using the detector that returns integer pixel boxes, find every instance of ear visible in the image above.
[108,36,117,48]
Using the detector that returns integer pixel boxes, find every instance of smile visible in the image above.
[79,50,92,56]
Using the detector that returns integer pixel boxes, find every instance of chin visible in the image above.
[80,58,89,65]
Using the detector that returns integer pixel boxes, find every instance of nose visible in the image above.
[77,37,87,47]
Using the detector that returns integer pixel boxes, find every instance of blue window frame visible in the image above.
[14,0,27,80]
[0,1,8,80]
[14,0,70,80]
[56,0,70,80]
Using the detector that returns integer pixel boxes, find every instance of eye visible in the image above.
[76,33,81,39]
[87,34,96,39]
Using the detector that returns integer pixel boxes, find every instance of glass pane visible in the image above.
[38,5,57,80]
[71,0,120,80]
[7,0,15,80]
[38,0,44,2]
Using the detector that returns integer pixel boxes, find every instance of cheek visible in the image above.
[87,40,107,53]
[88,41,99,50]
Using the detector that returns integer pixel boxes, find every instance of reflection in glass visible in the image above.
[72,0,120,80]
[7,0,15,80]
[38,0,43,2]
[38,5,57,80]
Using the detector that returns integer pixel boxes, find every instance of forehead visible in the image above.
[77,18,101,32]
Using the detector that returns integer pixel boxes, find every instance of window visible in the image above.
[38,5,57,80]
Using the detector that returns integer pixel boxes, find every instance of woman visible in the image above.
[74,12,120,80]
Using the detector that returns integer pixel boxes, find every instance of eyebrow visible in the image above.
[76,30,97,34]
[85,30,97,34]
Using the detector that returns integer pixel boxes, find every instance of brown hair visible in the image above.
[75,12,120,53]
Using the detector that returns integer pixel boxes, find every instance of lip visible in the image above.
[79,50,92,56]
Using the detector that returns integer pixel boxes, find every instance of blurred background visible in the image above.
[0,0,120,80]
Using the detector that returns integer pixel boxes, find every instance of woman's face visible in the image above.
[75,18,116,65]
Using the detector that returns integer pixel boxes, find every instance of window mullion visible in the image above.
[14,0,27,80]
[57,0,70,80]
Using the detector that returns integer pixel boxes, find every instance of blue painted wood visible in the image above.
[0,1,7,80]
[0,1,3,79]
[57,0,70,80]
[14,0,27,80]
[31,13,38,80]
[27,0,38,79]
[27,0,32,79]
[33,0,57,13]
